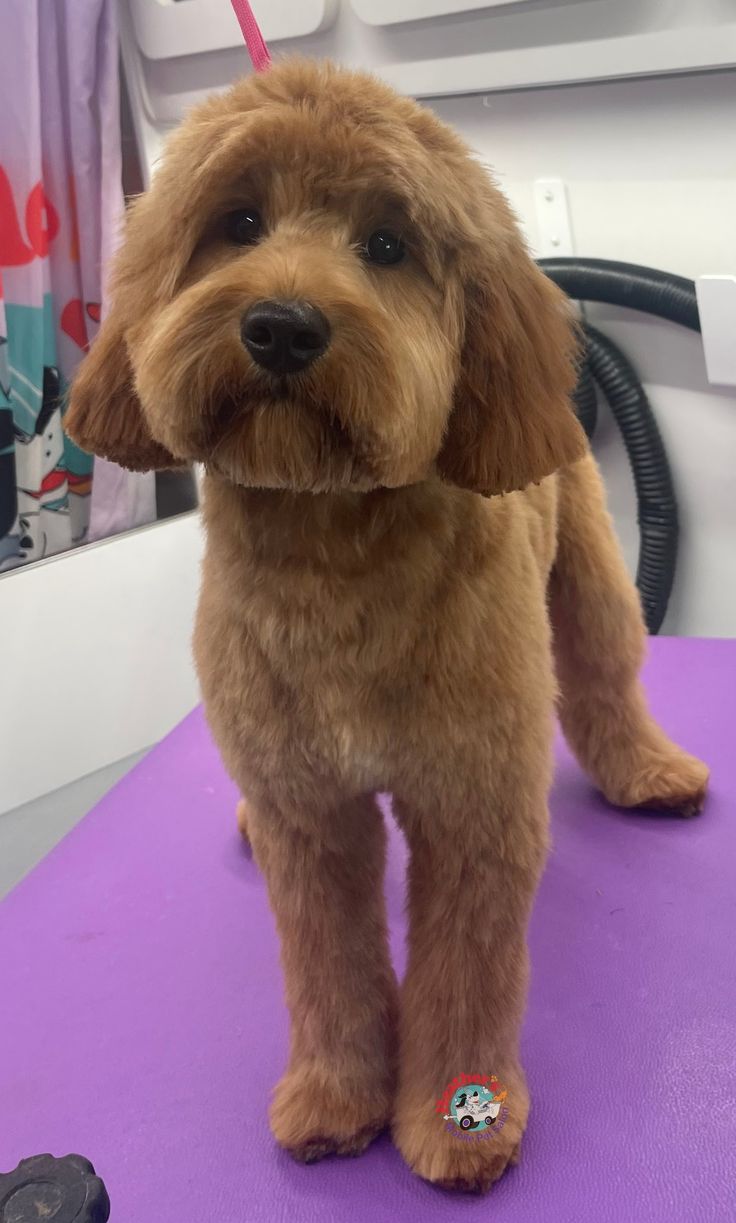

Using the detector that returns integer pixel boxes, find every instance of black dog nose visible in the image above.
[241,300,330,374]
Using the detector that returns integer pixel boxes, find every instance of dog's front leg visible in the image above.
[244,792,398,1163]
[392,797,547,1193]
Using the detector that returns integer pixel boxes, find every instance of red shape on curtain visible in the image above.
[0,167,34,265]
[25,182,60,257]
[61,298,91,351]
[0,170,60,265]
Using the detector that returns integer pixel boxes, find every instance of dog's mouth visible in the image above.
[267,376,306,403]
[201,386,377,492]
[206,382,354,439]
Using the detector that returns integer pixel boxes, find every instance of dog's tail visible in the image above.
[548,453,708,815]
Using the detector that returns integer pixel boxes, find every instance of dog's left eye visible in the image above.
[225,208,263,246]
[364,230,405,266]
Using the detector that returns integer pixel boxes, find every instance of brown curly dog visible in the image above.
[66,58,708,1193]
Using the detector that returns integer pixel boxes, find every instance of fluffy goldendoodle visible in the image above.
[66,58,708,1192]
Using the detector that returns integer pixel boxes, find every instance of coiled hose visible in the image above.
[538,258,701,633]
[539,258,700,332]
[572,357,598,442]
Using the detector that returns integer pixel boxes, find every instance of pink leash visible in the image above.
[230,0,272,72]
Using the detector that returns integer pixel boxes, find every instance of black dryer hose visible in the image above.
[538,258,701,633]
[582,323,678,636]
[539,257,700,331]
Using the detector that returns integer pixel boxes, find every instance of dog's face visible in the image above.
[67,59,584,497]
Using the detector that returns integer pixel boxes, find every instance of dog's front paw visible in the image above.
[392,1072,528,1193]
[270,1062,392,1164]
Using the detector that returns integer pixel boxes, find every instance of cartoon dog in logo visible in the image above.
[446,1083,508,1131]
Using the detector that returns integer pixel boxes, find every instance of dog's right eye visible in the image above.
[225,208,263,246]
[364,229,405,266]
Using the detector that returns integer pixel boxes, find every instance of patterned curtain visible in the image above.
[0,0,155,571]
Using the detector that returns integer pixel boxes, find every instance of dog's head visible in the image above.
[66,59,584,496]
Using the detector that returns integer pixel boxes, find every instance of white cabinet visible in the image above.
[128,0,337,60]
[123,0,736,132]
[0,514,203,814]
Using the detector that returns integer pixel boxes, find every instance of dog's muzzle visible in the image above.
[241,299,331,375]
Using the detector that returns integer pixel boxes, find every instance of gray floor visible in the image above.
[0,752,146,899]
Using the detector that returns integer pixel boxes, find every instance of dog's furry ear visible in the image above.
[438,248,586,496]
[65,310,180,472]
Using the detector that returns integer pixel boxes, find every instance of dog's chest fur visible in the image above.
[194,474,558,800]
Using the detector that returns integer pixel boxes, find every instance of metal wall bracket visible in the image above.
[533,178,574,258]
[695,275,736,388]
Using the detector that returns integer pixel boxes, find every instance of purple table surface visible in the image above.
[1,637,735,1222]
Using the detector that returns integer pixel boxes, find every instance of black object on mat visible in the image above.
[0,1154,110,1222]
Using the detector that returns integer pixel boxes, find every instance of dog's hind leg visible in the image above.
[549,453,708,815]
[245,790,398,1163]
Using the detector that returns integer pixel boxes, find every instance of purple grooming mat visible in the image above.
[1,637,734,1221]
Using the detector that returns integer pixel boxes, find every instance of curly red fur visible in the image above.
[66,58,708,1192]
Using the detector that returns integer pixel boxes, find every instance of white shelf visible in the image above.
[351,0,532,25]
[377,21,736,99]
